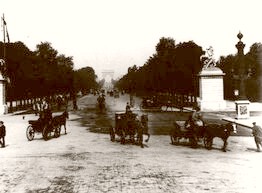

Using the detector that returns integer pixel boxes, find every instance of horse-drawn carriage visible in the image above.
[140,96,162,110]
[170,116,237,152]
[26,109,68,141]
[97,94,106,113]
[109,111,150,148]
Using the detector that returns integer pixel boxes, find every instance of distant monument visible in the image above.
[102,70,114,81]
[198,47,226,111]
[101,70,114,90]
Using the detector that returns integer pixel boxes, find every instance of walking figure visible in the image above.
[252,122,262,152]
[126,102,131,113]
[0,121,6,147]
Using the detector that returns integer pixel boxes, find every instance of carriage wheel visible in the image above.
[26,125,35,141]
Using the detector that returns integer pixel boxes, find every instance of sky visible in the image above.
[1,0,262,79]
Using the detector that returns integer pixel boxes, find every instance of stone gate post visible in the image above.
[198,67,226,111]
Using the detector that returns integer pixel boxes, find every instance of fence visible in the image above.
[7,98,35,113]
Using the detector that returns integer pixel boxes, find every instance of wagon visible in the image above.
[170,119,207,147]
[139,96,162,111]
[26,109,60,141]
[109,111,137,143]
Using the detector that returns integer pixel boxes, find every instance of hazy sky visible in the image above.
[1,0,262,79]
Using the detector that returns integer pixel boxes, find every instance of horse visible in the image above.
[135,114,150,148]
[140,114,150,142]
[97,95,106,113]
[203,123,237,152]
[52,110,69,135]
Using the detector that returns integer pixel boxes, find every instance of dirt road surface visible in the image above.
[0,94,261,193]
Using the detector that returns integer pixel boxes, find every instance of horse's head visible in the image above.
[224,123,237,134]
[231,123,237,134]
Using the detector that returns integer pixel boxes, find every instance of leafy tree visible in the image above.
[74,67,98,94]
[115,38,204,96]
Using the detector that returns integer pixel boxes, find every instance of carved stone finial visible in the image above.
[237,31,243,40]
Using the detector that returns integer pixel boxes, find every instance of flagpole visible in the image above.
[1,14,8,114]
[2,14,6,60]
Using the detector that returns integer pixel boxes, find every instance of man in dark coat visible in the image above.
[0,121,6,147]
[252,122,262,152]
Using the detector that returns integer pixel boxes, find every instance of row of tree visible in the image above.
[0,41,100,101]
[115,37,204,96]
[115,37,262,102]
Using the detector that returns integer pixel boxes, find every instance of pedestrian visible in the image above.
[0,121,6,148]
[252,122,262,152]
[126,102,131,113]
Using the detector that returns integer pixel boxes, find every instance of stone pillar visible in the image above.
[235,100,250,119]
[198,67,226,111]
[0,73,8,114]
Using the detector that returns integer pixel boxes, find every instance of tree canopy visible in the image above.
[115,37,204,95]
[116,37,262,102]
[217,42,262,101]
[0,41,99,101]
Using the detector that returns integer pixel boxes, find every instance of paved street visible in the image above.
[0,94,262,193]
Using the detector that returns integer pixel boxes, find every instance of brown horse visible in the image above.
[52,111,69,135]
[204,123,237,152]
[136,114,150,148]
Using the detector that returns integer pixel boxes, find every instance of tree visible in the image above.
[115,38,204,96]
[74,67,98,94]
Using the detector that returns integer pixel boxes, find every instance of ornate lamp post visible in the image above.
[232,32,251,119]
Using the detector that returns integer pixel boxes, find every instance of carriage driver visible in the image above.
[191,106,204,127]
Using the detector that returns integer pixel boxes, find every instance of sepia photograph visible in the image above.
[1,0,262,192]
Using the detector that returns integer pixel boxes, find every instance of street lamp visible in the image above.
[232,32,252,100]
[232,32,251,119]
